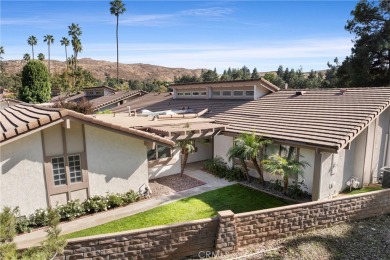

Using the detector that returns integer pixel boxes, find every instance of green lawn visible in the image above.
[64,184,291,239]
[342,186,383,195]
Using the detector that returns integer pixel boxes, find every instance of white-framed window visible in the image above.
[177,92,184,96]
[86,90,94,95]
[245,90,254,96]
[147,145,172,161]
[200,91,207,96]
[52,157,66,186]
[192,92,200,96]
[233,90,244,96]
[212,91,220,96]
[184,92,191,96]
[68,155,82,183]
[222,91,232,96]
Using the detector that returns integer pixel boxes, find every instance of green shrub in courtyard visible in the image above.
[83,195,109,213]
[56,200,85,221]
[204,156,245,181]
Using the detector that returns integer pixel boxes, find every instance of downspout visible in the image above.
[369,118,378,183]
[383,114,390,168]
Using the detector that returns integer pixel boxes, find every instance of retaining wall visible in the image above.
[58,188,390,259]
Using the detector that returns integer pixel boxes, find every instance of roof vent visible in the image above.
[340,89,348,95]
[295,91,306,96]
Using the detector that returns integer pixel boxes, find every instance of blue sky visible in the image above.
[1,0,358,72]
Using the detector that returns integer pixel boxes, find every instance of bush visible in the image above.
[28,208,49,228]
[287,180,310,200]
[56,200,85,221]
[52,97,93,115]
[122,190,139,204]
[83,195,109,213]
[107,193,125,208]
[19,60,51,103]
[15,216,31,234]
[204,156,245,181]
[268,179,284,193]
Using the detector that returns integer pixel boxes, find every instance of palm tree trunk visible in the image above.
[32,45,34,60]
[116,14,119,87]
[252,158,264,185]
[73,52,77,89]
[65,46,68,69]
[283,175,289,194]
[48,44,51,74]
[240,159,250,182]
[180,151,189,177]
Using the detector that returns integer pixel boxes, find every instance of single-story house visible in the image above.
[113,80,390,201]
[2,78,390,215]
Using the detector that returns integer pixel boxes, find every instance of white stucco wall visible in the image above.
[149,149,181,179]
[0,132,48,215]
[85,125,149,195]
[214,135,234,167]
[298,148,315,193]
[372,107,390,180]
[254,84,270,99]
[187,140,213,163]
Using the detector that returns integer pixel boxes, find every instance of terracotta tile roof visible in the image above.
[113,88,390,151]
[170,78,280,92]
[50,92,87,103]
[91,90,148,111]
[0,103,175,147]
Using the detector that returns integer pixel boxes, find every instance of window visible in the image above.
[86,90,94,95]
[95,90,104,95]
[245,90,254,96]
[147,145,172,161]
[177,92,184,96]
[200,92,207,96]
[233,90,244,96]
[68,155,82,183]
[184,92,191,96]
[212,91,220,96]
[52,157,66,186]
[222,91,232,96]
[192,92,200,96]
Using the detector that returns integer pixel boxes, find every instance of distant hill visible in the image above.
[2,58,204,82]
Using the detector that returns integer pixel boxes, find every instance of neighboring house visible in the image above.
[51,86,147,112]
[113,81,390,201]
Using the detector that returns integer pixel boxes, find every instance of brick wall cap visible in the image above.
[218,210,235,218]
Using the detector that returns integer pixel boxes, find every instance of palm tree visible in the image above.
[109,0,126,87]
[38,53,45,61]
[60,37,70,65]
[68,23,82,88]
[27,35,37,60]
[177,140,196,177]
[227,133,272,184]
[43,35,54,74]
[262,148,309,194]
[227,142,250,181]
[0,46,4,59]
[23,53,31,62]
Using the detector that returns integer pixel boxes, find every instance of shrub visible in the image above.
[52,97,93,115]
[19,60,51,103]
[287,180,310,200]
[204,156,245,181]
[122,190,139,204]
[15,216,31,234]
[28,208,49,228]
[107,193,125,208]
[83,195,109,213]
[56,200,85,221]
[268,179,284,193]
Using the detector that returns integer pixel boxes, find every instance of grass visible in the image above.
[64,184,291,239]
[342,186,383,195]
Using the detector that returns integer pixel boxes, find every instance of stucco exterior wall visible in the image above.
[148,149,181,179]
[187,140,213,163]
[85,125,149,195]
[254,84,270,99]
[298,148,315,193]
[214,135,234,167]
[372,107,390,180]
[0,132,48,215]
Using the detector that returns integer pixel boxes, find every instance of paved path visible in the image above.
[15,165,235,249]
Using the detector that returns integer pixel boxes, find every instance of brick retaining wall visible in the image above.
[59,189,390,259]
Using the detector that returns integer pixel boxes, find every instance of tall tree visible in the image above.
[0,46,4,59]
[60,37,70,66]
[43,35,54,74]
[68,23,82,89]
[337,0,390,87]
[110,0,126,87]
[38,53,45,61]
[27,35,37,60]
[23,53,31,62]
[251,67,259,79]
[19,60,51,103]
